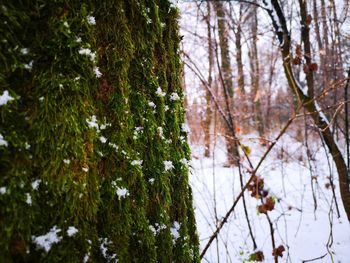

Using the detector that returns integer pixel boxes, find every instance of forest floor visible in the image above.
[190,130,350,262]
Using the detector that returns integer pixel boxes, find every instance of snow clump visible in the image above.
[0,134,8,147]
[32,226,62,252]
[31,179,41,190]
[116,187,129,199]
[0,90,14,106]
[156,87,166,97]
[87,15,96,25]
[78,48,96,62]
[67,226,78,237]
[164,160,174,171]
[170,221,181,241]
[181,123,190,133]
[0,187,6,194]
[169,92,180,101]
[131,159,143,166]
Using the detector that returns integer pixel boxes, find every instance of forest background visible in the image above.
[179,0,350,262]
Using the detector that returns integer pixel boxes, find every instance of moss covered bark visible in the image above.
[0,1,199,262]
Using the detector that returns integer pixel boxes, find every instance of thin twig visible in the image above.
[302,253,328,263]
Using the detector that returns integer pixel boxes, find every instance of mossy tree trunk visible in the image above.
[0,1,199,262]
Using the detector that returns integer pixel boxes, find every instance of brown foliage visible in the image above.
[306,14,312,26]
[272,245,285,258]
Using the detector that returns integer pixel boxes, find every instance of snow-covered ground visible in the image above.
[190,131,350,262]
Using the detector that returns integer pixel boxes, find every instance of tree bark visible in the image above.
[214,1,240,166]
[0,1,200,262]
[234,3,249,129]
[202,2,214,158]
[249,3,264,136]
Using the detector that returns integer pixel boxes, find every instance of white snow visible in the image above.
[23,60,33,69]
[87,16,96,25]
[99,136,107,143]
[67,226,78,237]
[99,237,117,261]
[0,134,8,147]
[82,167,89,173]
[134,126,143,133]
[148,101,156,109]
[25,193,32,205]
[31,179,41,190]
[0,187,6,194]
[131,159,143,166]
[315,101,330,125]
[0,90,14,106]
[169,92,180,101]
[181,123,190,133]
[170,221,181,240]
[86,115,99,129]
[263,1,282,34]
[63,159,70,165]
[25,142,31,150]
[157,127,164,139]
[164,160,174,171]
[116,187,129,199]
[156,87,166,97]
[83,254,89,263]
[94,67,102,78]
[78,48,96,62]
[179,158,190,167]
[190,133,350,262]
[32,226,62,252]
[300,85,308,96]
[149,225,157,235]
[20,48,29,55]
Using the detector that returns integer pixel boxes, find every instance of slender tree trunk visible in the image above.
[214,2,240,166]
[203,2,214,158]
[329,0,344,137]
[265,45,278,130]
[249,3,264,136]
[320,0,330,94]
[313,0,327,92]
[234,3,248,128]
[299,0,315,98]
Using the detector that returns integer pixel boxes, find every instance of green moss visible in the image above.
[0,1,199,262]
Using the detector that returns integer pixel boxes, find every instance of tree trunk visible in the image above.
[202,2,214,158]
[214,2,240,166]
[234,3,248,130]
[249,3,264,136]
[312,0,327,91]
[0,1,200,262]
